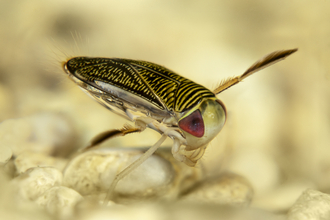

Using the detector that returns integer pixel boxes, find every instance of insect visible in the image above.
[63,48,297,200]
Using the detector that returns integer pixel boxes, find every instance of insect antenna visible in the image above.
[213,48,298,94]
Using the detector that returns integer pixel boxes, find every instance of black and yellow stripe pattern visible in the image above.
[66,57,215,113]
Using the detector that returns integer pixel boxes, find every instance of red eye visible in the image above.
[179,110,204,137]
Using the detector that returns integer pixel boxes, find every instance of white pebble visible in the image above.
[115,153,174,195]
[14,152,67,173]
[63,148,202,200]
[180,172,253,206]
[12,167,63,201]
[63,148,175,198]
[288,189,330,220]
[36,186,83,217]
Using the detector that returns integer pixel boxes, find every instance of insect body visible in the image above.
[63,49,297,200]
[64,57,227,166]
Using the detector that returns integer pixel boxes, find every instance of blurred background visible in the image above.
[0,0,329,212]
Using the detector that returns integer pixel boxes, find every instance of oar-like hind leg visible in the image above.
[80,122,169,202]
[104,134,167,202]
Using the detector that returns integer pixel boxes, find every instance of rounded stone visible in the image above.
[14,152,67,173]
[180,172,253,206]
[12,167,63,201]
[36,186,83,217]
[63,147,204,202]
[287,189,330,220]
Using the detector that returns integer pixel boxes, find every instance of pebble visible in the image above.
[0,169,53,220]
[180,172,253,206]
[14,152,68,173]
[35,186,83,218]
[63,148,203,201]
[287,189,330,220]
[63,148,175,199]
[12,167,63,201]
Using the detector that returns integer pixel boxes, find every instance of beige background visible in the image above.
[1,0,329,211]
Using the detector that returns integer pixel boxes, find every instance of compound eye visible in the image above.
[179,110,204,137]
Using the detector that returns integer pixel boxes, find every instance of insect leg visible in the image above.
[84,125,142,150]
[171,140,207,167]
[104,133,167,202]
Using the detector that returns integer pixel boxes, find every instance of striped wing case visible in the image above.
[65,57,215,113]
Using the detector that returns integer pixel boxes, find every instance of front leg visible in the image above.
[171,141,207,167]
[129,112,207,167]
